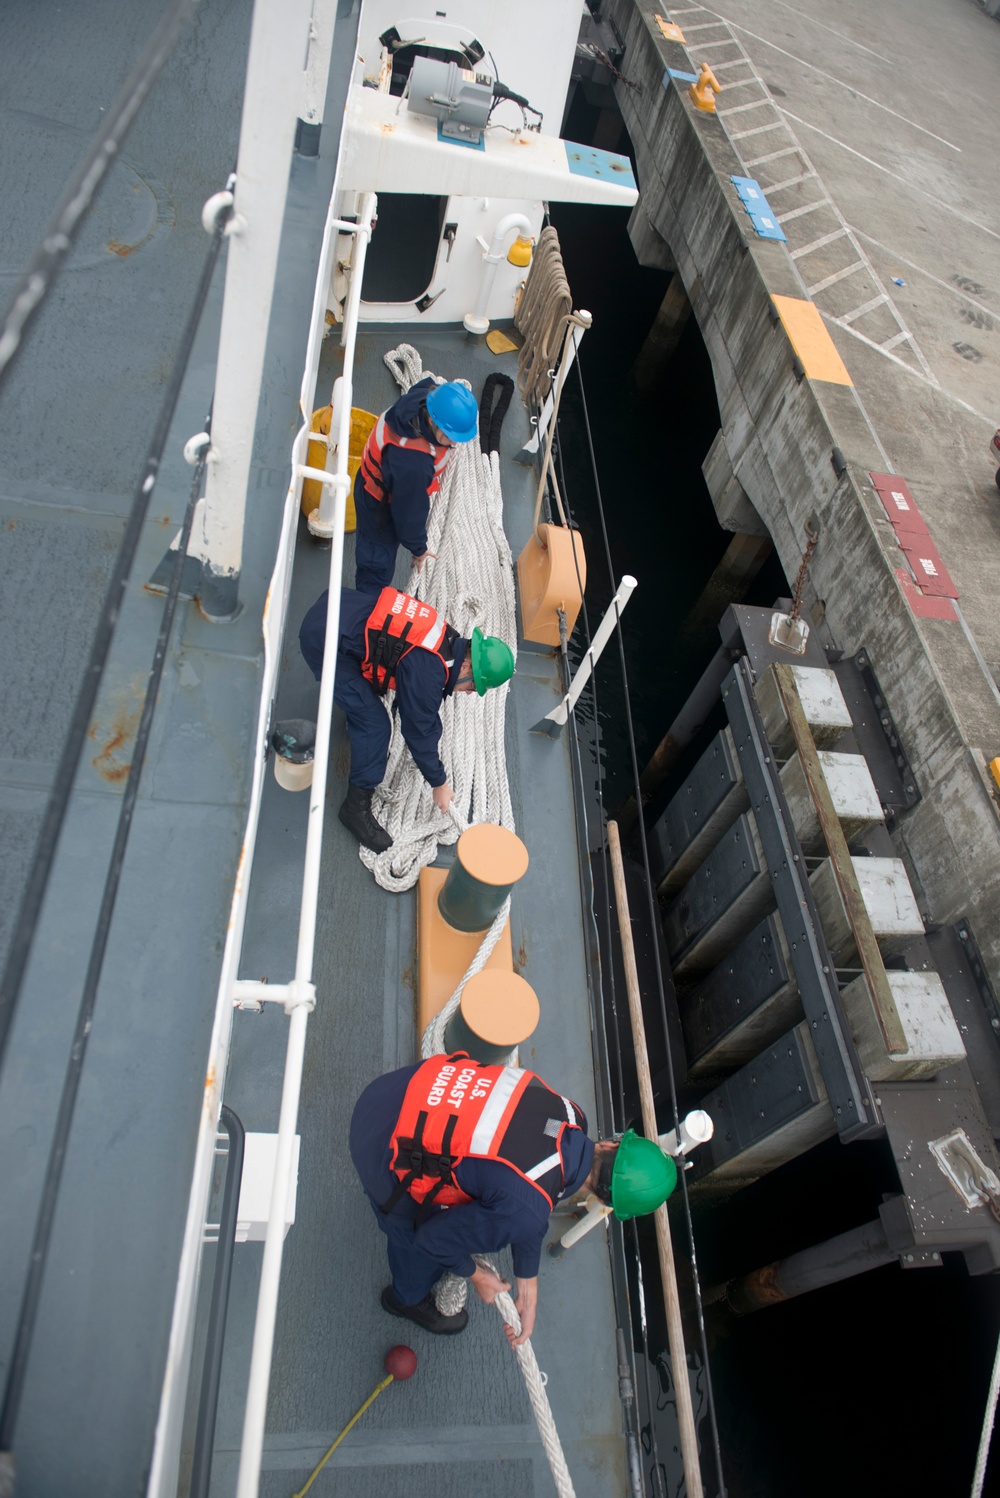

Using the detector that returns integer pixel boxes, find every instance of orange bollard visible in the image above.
[689,63,721,112]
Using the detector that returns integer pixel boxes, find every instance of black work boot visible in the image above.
[380,1285,469,1335]
[338,784,392,853]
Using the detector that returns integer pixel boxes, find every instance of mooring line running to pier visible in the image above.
[560,346,729,1498]
[550,401,668,1496]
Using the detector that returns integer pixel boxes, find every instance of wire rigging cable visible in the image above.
[0,195,232,1079]
[550,428,667,1492]
[567,350,728,1497]
[0,0,201,395]
[550,424,669,1497]
[0,410,217,1455]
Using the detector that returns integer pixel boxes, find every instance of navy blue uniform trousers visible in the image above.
[354,473,402,594]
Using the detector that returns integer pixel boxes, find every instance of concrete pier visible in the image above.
[608,0,1000,1000]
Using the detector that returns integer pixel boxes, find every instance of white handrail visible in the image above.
[145,165,375,1497]
[314,201,375,532]
[234,190,377,1498]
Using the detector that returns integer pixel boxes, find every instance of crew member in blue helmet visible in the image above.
[349,1056,677,1341]
[299,585,515,853]
[354,378,479,592]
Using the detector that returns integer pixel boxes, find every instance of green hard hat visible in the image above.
[610,1130,678,1220]
[470,627,515,696]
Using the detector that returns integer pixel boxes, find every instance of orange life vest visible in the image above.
[360,587,457,697]
[359,409,451,504]
[383,1053,587,1222]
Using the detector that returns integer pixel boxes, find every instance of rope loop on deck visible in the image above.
[358,346,516,893]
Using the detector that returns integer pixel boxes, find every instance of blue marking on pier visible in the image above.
[746,208,787,241]
[564,141,637,190]
[664,67,699,86]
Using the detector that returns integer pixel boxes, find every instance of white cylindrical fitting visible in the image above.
[463,211,533,335]
[559,1195,612,1249]
[659,1109,714,1158]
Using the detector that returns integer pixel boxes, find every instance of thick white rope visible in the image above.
[359,345,516,892]
[435,1257,576,1498]
[514,225,572,410]
[369,348,575,1496]
[420,897,512,1059]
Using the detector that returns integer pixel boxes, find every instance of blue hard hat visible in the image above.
[425,382,478,444]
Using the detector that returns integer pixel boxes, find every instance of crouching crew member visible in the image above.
[349,1055,678,1342]
[299,586,514,854]
[355,378,479,592]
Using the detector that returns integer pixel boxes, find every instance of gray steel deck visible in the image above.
[202,330,628,1496]
[0,2,360,1492]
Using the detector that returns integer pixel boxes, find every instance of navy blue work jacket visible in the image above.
[300,588,468,789]
[350,1064,595,1282]
[375,377,449,556]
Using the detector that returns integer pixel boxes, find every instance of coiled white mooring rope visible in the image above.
[359,345,516,893]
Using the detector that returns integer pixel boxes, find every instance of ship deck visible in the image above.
[186,328,629,1497]
[0,1,644,1491]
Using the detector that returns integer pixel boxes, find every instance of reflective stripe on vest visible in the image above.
[359,410,450,504]
[360,587,452,696]
[387,1053,587,1213]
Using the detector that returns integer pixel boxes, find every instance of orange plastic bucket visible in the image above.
[300,406,376,532]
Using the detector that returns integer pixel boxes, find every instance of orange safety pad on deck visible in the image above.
[416,867,514,1035]
[771,296,853,386]
[517,523,586,646]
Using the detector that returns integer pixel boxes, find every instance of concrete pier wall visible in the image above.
[610,0,1000,996]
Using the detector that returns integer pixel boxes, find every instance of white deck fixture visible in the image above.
[659,1110,715,1158]
[559,1195,613,1249]
[298,0,340,150]
[339,84,639,207]
[235,1134,302,1242]
[190,0,313,619]
[464,211,533,336]
[307,197,377,537]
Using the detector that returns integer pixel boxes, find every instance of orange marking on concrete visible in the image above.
[771,295,854,385]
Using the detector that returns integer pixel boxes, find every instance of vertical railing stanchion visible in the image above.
[532,576,636,737]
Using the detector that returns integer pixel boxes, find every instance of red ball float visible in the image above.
[384,1344,417,1381]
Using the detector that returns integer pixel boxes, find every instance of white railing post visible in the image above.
[195,0,313,620]
[306,195,377,538]
[297,0,341,156]
[534,575,637,736]
[518,311,591,461]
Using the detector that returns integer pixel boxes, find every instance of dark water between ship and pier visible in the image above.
[547,134,1000,1498]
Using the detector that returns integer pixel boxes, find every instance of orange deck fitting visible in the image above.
[458,970,540,1052]
[517,523,586,646]
[416,866,514,1035]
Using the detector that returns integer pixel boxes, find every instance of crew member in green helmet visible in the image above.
[299,585,515,852]
[350,1054,678,1340]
